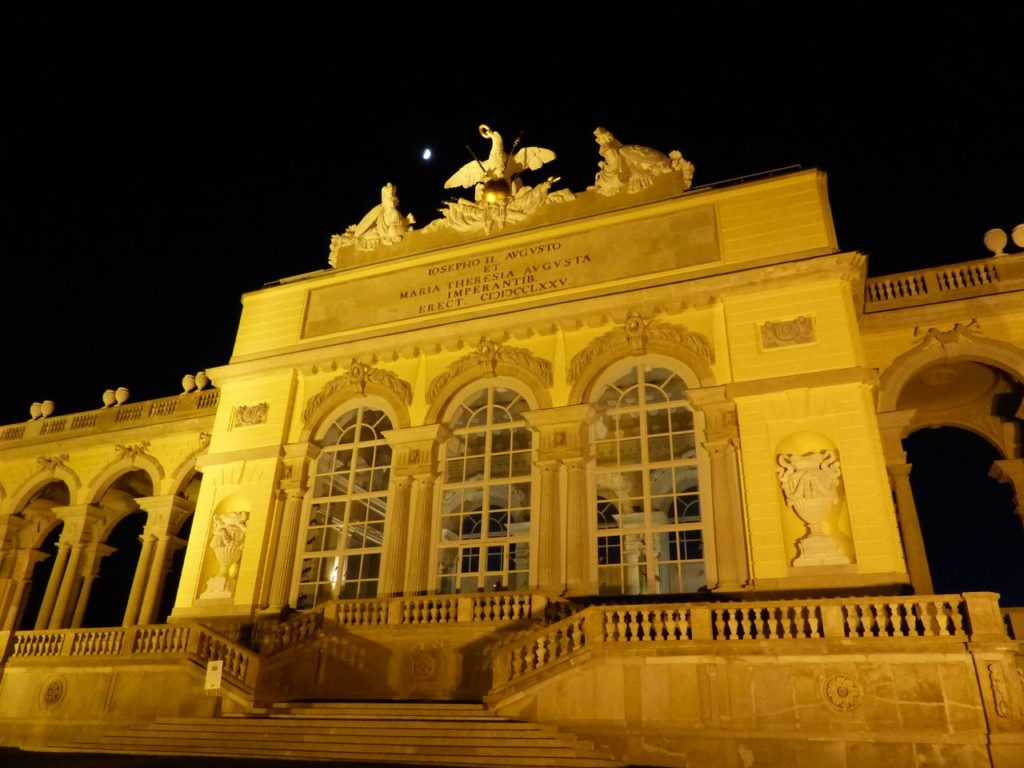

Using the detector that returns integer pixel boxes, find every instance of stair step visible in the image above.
[49,739,620,767]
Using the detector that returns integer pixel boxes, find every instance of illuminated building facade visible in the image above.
[0,130,1022,766]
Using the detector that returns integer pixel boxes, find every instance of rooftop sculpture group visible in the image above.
[328,125,694,267]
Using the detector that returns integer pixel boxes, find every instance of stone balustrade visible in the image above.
[863,254,1023,311]
[258,609,324,656]
[323,591,549,628]
[3,621,258,694]
[0,389,220,447]
[491,593,989,689]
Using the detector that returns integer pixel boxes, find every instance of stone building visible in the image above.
[0,127,1022,767]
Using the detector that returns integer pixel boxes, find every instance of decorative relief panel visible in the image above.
[427,339,552,403]
[232,402,269,428]
[569,312,713,383]
[760,316,815,349]
[39,676,67,710]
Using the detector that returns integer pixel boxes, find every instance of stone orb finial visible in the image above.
[114,387,130,406]
[29,402,43,420]
[102,389,116,408]
[983,228,1007,256]
[40,400,55,418]
[1011,223,1024,249]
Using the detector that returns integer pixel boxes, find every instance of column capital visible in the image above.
[383,424,452,476]
[887,462,913,479]
[523,404,598,463]
[685,386,738,441]
[280,441,318,490]
[137,495,195,537]
[990,458,1024,484]
[876,409,919,464]
[51,505,105,545]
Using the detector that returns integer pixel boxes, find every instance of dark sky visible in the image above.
[1,12,1021,427]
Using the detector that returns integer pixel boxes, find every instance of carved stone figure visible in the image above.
[201,511,249,599]
[329,183,415,266]
[776,450,850,565]
[590,127,695,196]
[428,125,573,235]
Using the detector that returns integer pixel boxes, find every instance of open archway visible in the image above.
[905,427,1024,605]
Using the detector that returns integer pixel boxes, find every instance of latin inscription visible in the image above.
[396,244,590,315]
[303,204,719,339]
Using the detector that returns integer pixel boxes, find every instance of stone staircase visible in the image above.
[44,701,624,767]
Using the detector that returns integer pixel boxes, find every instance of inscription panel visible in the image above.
[303,204,718,339]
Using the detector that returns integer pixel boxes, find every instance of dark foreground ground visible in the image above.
[0,750,429,767]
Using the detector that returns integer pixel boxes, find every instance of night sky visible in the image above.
[2,16,1020,425]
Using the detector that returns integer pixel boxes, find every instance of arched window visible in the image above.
[593,363,705,595]
[297,407,393,608]
[438,385,532,593]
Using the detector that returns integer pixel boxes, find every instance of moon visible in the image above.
[422,148,432,161]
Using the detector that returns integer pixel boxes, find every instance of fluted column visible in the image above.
[381,424,450,597]
[3,548,47,631]
[564,457,593,595]
[378,475,413,597]
[535,461,561,591]
[50,544,84,629]
[139,535,182,625]
[887,463,933,594]
[268,487,307,610]
[405,473,438,595]
[878,409,933,595]
[687,387,751,593]
[35,543,70,629]
[123,534,156,626]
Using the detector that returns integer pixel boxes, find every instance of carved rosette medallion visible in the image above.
[776,450,850,566]
[39,676,68,710]
[760,316,815,349]
[823,674,861,711]
[233,402,269,428]
[428,340,553,404]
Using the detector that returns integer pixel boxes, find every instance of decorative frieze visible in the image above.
[36,454,70,474]
[427,339,552,403]
[115,441,151,463]
[759,316,815,349]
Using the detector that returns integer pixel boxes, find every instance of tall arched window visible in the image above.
[593,363,704,595]
[297,407,393,608]
[438,385,532,593]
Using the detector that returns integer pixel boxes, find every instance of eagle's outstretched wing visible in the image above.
[445,159,486,189]
[507,146,556,177]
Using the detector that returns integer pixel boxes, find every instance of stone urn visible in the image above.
[102,389,116,408]
[181,374,196,394]
[201,511,248,599]
[776,450,850,566]
[114,387,130,405]
[195,371,209,390]
[29,402,42,420]
[40,400,55,418]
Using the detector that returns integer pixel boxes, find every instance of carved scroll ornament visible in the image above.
[569,312,713,384]
[303,361,412,423]
[428,339,553,404]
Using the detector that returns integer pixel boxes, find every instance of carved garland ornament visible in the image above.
[36,454,69,474]
[427,339,553,403]
[569,313,714,384]
[913,319,981,352]
[989,663,1009,718]
[303,361,413,422]
[115,441,151,464]
[823,674,861,711]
